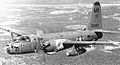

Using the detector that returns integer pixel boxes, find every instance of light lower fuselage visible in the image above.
[41,31,103,52]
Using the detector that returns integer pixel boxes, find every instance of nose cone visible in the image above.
[7,48,11,53]
[6,47,17,54]
[6,46,16,54]
[6,42,20,54]
[94,1,100,6]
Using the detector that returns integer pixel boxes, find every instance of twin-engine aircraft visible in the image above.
[1,1,120,56]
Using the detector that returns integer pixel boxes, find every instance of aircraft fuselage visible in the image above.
[41,31,102,43]
[6,30,103,54]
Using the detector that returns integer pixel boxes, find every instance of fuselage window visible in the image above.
[87,35,90,38]
[34,38,36,41]
[21,45,24,46]
[39,38,43,40]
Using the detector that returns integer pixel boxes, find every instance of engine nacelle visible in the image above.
[66,49,78,56]
[66,48,86,56]
[77,48,86,55]
[43,39,67,52]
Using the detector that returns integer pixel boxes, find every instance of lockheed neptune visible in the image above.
[1,1,120,56]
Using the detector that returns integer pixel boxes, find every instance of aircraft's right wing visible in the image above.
[62,40,119,46]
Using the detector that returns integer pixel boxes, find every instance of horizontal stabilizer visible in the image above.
[94,29,120,34]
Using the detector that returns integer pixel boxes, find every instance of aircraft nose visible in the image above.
[7,48,10,53]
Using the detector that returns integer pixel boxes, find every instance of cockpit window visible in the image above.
[15,36,31,42]
[25,36,31,42]
[20,36,26,40]
[26,36,30,39]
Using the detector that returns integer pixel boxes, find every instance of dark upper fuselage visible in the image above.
[40,30,102,43]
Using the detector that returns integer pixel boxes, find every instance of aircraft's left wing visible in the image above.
[0,27,23,41]
[0,27,22,36]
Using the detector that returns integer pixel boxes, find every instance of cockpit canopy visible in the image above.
[14,35,31,42]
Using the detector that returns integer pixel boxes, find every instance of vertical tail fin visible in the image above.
[86,1,103,30]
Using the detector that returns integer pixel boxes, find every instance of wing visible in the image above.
[63,40,119,46]
[0,27,23,41]
[94,29,120,34]
[0,27,22,36]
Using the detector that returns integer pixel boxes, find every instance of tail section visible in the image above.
[86,1,103,30]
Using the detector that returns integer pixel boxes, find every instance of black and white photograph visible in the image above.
[0,0,120,65]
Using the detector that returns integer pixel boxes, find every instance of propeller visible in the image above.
[39,47,46,63]
[37,42,47,63]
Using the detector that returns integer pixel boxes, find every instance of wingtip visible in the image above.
[94,1,100,6]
